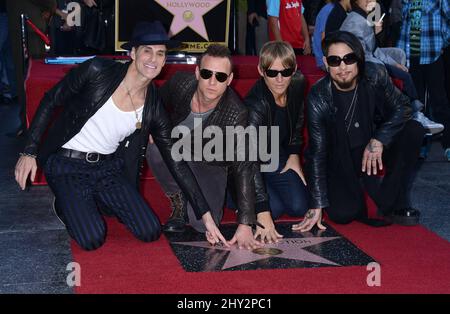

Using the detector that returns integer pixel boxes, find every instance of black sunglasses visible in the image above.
[326,53,359,67]
[199,69,229,83]
[265,68,295,78]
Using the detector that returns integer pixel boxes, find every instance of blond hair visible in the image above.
[259,41,296,71]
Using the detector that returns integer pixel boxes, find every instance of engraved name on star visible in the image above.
[155,0,225,41]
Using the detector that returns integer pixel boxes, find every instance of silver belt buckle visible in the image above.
[86,152,100,163]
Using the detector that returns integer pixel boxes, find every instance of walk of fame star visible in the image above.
[165,223,376,272]
[174,236,341,270]
[154,0,225,41]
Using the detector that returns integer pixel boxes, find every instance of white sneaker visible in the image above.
[445,148,450,162]
[414,112,444,135]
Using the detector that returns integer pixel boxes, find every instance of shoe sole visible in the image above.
[387,214,420,226]
[425,126,444,136]
[162,219,187,233]
[162,225,186,233]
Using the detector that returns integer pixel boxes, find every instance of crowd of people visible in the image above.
[0,0,115,134]
[5,1,450,250]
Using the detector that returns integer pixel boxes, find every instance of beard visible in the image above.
[333,77,357,90]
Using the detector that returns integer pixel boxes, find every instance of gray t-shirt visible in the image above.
[173,108,214,160]
[178,109,214,131]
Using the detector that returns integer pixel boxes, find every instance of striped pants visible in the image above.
[44,154,161,251]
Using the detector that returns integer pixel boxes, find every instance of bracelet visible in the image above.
[19,152,37,158]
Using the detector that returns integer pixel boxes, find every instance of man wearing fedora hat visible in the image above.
[14,21,229,251]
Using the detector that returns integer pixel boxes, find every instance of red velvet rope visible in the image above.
[26,19,51,46]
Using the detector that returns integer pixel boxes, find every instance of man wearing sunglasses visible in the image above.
[238,41,308,244]
[146,44,262,250]
[293,31,425,232]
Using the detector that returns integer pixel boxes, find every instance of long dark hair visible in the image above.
[322,30,366,78]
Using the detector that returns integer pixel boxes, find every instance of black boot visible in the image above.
[163,191,187,233]
[386,208,421,226]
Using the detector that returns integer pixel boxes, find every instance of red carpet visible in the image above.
[72,179,450,294]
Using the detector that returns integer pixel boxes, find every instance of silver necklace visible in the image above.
[344,84,359,133]
[123,81,144,129]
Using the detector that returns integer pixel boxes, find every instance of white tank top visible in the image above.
[62,96,144,154]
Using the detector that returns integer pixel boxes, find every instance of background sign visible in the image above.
[115,0,231,52]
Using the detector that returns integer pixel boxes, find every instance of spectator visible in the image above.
[247,0,269,55]
[303,0,328,34]
[78,0,115,55]
[48,0,79,55]
[6,0,56,134]
[397,0,450,161]
[312,0,335,70]
[325,0,351,35]
[0,0,17,104]
[267,0,311,55]
[340,0,444,135]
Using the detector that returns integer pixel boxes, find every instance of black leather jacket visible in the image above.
[305,62,411,209]
[244,72,307,213]
[23,57,212,219]
[159,72,257,226]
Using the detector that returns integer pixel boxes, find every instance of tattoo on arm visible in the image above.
[367,141,382,153]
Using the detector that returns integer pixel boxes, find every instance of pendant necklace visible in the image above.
[123,81,144,129]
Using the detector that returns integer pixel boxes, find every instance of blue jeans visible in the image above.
[0,13,17,98]
[263,154,309,219]
[385,63,419,102]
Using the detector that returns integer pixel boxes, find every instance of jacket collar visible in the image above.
[315,75,335,113]
[92,60,130,115]
[352,5,368,19]
[175,74,232,125]
[254,74,301,110]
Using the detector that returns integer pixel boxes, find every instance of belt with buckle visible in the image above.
[57,148,114,163]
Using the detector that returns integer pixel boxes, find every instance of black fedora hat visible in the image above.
[121,21,181,50]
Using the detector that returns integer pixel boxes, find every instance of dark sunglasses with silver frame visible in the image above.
[265,68,295,78]
[199,68,230,83]
[326,53,359,67]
